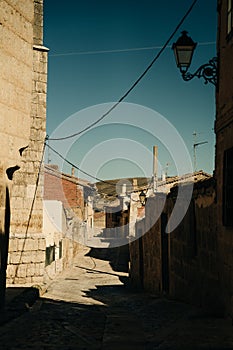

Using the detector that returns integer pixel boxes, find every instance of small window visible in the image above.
[227,0,233,35]
[223,147,233,226]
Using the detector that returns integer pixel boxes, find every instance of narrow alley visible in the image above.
[0,247,232,350]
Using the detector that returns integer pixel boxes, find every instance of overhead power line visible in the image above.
[48,0,198,142]
[46,142,121,186]
[45,143,151,192]
[50,41,215,57]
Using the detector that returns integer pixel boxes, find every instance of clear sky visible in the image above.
[43,0,217,181]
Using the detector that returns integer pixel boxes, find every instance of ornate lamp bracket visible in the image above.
[181,57,218,86]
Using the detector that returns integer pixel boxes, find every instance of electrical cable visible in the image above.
[48,0,198,142]
[46,142,122,186]
[13,141,46,282]
[50,41,215,57]
[44,163,93,189]
[25,142,46,235]
[45,142,152,193]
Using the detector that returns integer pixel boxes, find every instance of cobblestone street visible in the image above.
[1,247,233,350]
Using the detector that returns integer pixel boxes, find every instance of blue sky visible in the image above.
[44,0,217,181]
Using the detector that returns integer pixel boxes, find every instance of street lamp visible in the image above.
[172,31,217,86]
[139,190,146,206]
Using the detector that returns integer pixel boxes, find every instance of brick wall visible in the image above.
[44,167,85,218]
[43,168,87,276]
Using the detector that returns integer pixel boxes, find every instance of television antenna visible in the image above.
[193,131,208,172]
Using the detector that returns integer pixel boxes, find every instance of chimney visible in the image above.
[71,167,75,177]
[121,183,127,196]
[153,146,158,192]
[133,178,138,191]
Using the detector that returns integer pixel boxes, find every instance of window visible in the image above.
[227,0,233,35]
[223,147,233,226]
[45,245,55,266]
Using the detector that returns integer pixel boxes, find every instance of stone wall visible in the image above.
[129,218,145,290]
[129,195,165,293]
[7,43,48,284]
[215,0,233,316]
[129,179,225,314]
[43,200,82,284]
[130,1,233,318]
[0,0,87,291]
[0,0,49,286]
[94,211,106,228]
[167,179,221,314]
[0,0,34,238]
[0,0,34,296]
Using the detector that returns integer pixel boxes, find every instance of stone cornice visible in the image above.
[33,45,49,52]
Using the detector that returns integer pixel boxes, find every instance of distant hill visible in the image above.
[95,177,151,199]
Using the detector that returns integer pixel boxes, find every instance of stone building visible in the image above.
[44,164,93,222]
[215,0,233,315]
[0,0,48,303]
[129,0,233,317]
[43,162,99,282]
[129,175,214,297]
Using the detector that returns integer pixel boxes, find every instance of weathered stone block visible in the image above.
[6,264,17,278]
[1,26,32,68]
[35,262,45,276]
[38,238,46,250]
[11,197,24,210]
[9,252,22,264]
[12,277,26,284]
[8,238,18,252]
[17,238,27,252]
[13,0,34,21]
[36,250,45,263]
[26,263,36,277]
[21,251,33,264]
[34,2,43,16]
[17,264,27,278]
[36,81,47,94]
[31,276,44,284]
[39,51,48,64]
[38,72,47,83]
[23,238,39,251]
[12,185,26,198]
[2,1,33,44]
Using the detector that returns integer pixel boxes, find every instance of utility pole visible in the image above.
[46,137,51,164]
[153,146,158,192]
[193,131,208,172]
[165,162,169,177]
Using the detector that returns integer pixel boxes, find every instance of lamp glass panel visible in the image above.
[176,48,193,67]
[139,192,146,204]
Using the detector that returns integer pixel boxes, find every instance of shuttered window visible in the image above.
[227,0,233,35]
[223,147,233,226]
